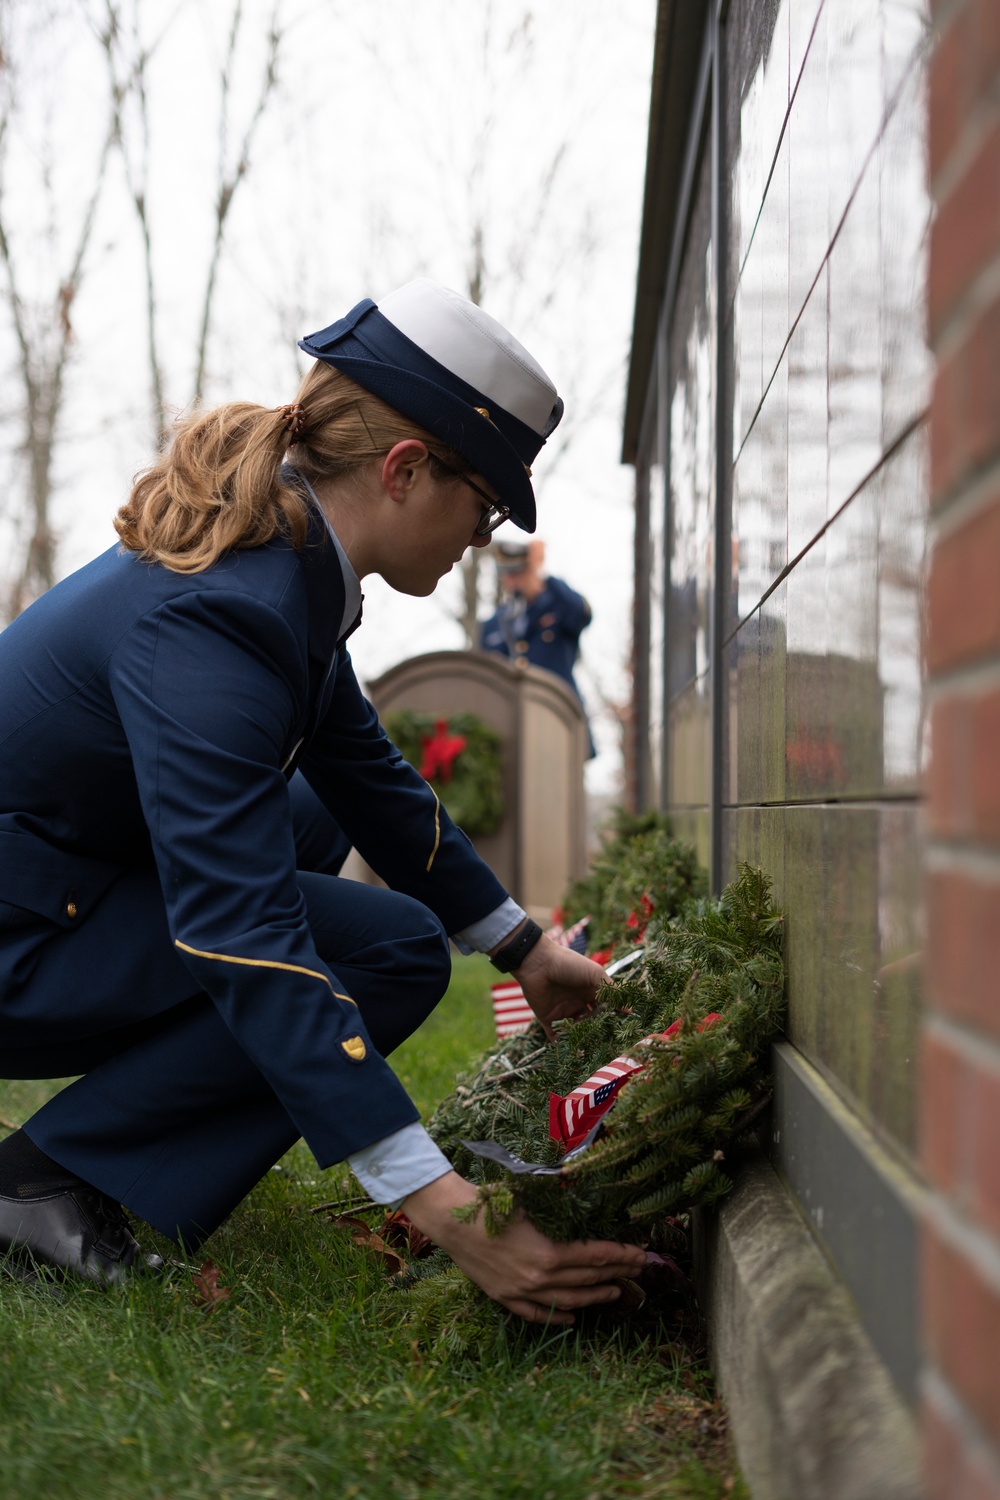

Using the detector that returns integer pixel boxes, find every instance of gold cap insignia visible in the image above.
[474,406,491,422]
[342,1036,367,1061]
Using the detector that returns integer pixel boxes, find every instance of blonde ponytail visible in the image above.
[115,364,472,574]
[115,403,308,574]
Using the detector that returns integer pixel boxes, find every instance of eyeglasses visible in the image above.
[432,456,511,536]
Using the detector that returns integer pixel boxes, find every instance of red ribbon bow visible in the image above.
[626,892,655,939]
[418,719,467,782]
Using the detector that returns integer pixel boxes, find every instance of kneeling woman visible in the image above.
[0,279,643,1322]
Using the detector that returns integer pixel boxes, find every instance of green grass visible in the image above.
[0,954,744,1500]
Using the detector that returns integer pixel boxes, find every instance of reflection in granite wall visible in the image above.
[641,0,932,1163]
[729,802,921,1151]
[633,368,668,811]
[648,450,666,810]
[665,126,714,868]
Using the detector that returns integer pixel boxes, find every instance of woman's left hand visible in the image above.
[510,934,606,1038]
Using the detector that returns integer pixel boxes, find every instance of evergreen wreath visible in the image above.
[562,808,708,959]
[385,709,504,838]
[427,862,785,1243]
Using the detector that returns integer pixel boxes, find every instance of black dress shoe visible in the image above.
[0,1184,165,1286]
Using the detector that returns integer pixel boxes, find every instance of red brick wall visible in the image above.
[924,0,1000,1492]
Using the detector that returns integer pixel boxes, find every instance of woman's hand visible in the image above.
[401,1171,646,1325]
[510,932,607,1038]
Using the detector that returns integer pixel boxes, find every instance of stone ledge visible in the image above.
[694,1149,924,1500]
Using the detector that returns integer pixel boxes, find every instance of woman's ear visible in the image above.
[381,440,430,503]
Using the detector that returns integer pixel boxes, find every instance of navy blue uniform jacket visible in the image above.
[480,575,591,697]
[0,513,506,1163]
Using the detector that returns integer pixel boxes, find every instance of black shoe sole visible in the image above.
[0,1242,167,1290]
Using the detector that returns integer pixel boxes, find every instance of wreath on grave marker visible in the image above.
[384,709,504,839]
[427,860,785,1244]
[561,808,708,959]
[322,812,784,1342]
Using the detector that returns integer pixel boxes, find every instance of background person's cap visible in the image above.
[493,538,531,573]
[298,278,563,532]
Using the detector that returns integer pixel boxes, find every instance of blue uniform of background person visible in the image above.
[0,499,507,1247]
[480,573,595,756]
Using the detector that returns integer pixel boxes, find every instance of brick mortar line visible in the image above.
[933,251,1000,363]
[925,841,1000,879]
[925,1013,1000,1074]
[929,85,1000,209]
[925,656,1000,697]
[925,1188,1000,1291]
[922,1367,1000,1483]
[930,450,1000,539]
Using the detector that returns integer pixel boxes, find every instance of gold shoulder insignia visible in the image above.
[342,1036,367,1061]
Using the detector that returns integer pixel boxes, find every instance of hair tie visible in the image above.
[277,402,306,439]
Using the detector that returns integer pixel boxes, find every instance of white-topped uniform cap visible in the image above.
[378,278,558,438]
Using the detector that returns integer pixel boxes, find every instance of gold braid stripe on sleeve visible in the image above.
[174,940,357,1005]
[426,788,442,873]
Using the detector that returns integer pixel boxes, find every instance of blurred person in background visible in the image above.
[480,537,595,756]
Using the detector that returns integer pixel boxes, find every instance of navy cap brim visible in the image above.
[299,300,545,532]
[310,354,537,531]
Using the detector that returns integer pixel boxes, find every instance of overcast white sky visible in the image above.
[0,0,656,792]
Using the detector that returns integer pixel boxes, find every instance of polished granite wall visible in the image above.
[645,0,932,1162]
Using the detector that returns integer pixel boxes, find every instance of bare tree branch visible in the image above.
[433,1,595,652]
[99,0,283,438]
[97,0,184,447]
[0,3,119,618]
[192,0,282,404]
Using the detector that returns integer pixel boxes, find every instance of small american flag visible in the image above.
[549,1013,722,1152]
[548,1040,653,1152]
[489,916,592,1037]
[548,915,591,955]
[491,979,536,1036]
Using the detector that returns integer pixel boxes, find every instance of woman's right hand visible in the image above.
[401,1171,647,1325]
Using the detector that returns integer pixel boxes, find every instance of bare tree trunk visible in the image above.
[102,0,283,436]
[99,0,173,447]
[424,1,593,653]
[192,0,282,405]
[0,9,117,617]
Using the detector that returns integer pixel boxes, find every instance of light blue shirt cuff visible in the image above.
[347,1120,452,1206]
[452,896,527,956]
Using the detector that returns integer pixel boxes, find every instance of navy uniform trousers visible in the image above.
[0,778,450,1248]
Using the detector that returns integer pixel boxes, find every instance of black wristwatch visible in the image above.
[489,918,544,973]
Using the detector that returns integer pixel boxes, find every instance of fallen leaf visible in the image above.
[192,1259,231,1309]
[332,1214,407,1277]
[380,1209,433,1259]
[613,1276,647,1314]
